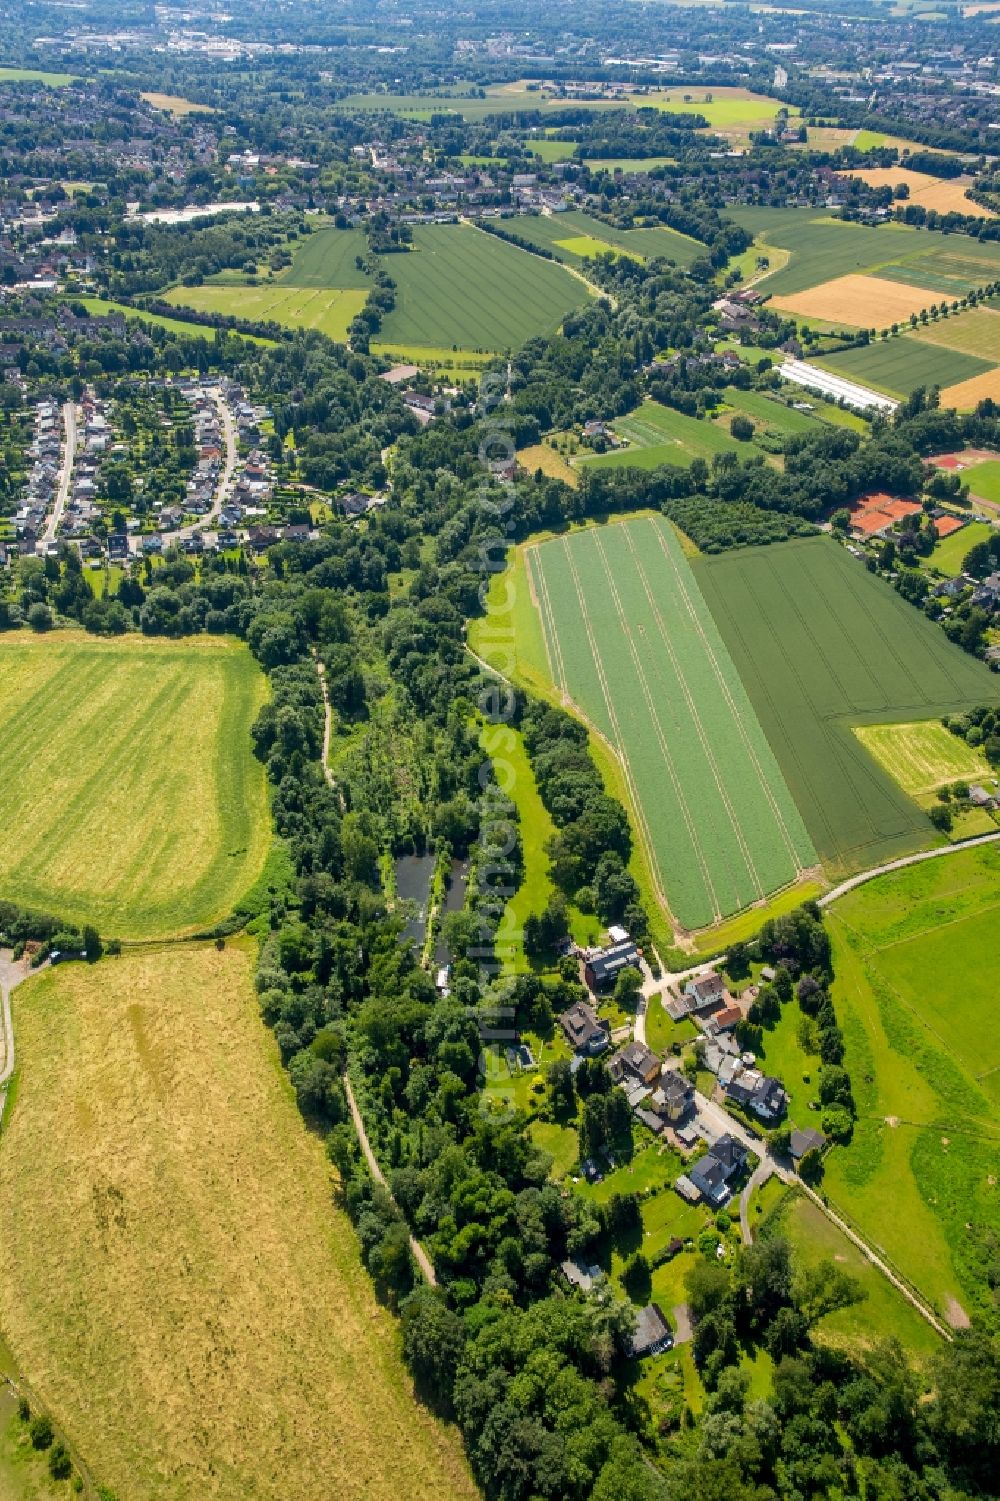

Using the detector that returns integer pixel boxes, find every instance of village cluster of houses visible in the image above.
[12,397,64,552]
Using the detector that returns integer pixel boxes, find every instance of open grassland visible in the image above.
[582,156,677,173]
[771,1193,944,1360]
[823,845,1000,1324]
[772,274,945,328]
[696,537,1000,874]
[929,517,994,571]
[164,282,367,342]
[0,66,74,86]
[853,720,994,794]
[912,305,1000,360]
[140,92,214,116]
[518,441,579,486]
[579,398,744,470]
[836,166,995,219]
[527,515,815,930]
[371,342,495,379]
[0,943,475,1501]
[277,227,372,288]
[0,633,270,938]
[940,368,1000,408]
[74,295,275,345]
[378,223,589,351]
[509,210,703,269]
[811,335,992,397]
[717,387,822,435]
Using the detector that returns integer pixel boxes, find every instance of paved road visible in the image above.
[342,1074,438,1286]
[177,388,238,543]
[40,401,76,551]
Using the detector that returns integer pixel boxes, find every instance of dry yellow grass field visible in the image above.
[141,92,215,116]
[0,942,475,1501]
[517,442,579,486]
[940,367,1000,408]
[771,272,940,326]
[836,166,994,219]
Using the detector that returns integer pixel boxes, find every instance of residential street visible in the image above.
[40,399,76,551]
[176,386,238,542]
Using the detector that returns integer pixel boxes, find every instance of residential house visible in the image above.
[559,1000,610,1056]
[618,1039,660,1086]
[726,1069,787,1123]
[630,1303,673,1358]
[688,1133,748,1206]
[561,1259,603,1293]
[789,1128,826,1163]
[649,1068,694,1124]
[584,938,641,991]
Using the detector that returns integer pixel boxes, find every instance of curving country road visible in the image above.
[816,829,1000,907]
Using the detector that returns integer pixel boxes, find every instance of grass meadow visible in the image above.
[0,942,476,1501]
[811,336,992,398]
[822,844,1000,1325]
[696,537,1000,875]
[510,210,704,269]
[717,387,821,437]
[74,295,275,346]
[278,227,372,288]
[0,632,271,938]
[578,398,745,471]
[853,720,994,794]
[930,518,994,571]
[527,515,815,930]
[378,224,590,351]
[912,306,1000,361]
[165,282,369,341]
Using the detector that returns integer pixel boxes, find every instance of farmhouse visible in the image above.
[583,938,641,991]
[559,1001,610,1055]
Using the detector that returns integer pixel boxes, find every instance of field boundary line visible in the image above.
[818,829,1000,908]
[526,544,566,693]
[585,527,720,921]
[616,523,763,904]
[645,517,807,878]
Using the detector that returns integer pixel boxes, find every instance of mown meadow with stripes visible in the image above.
[527,515,816,930]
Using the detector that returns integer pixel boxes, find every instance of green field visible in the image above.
[509,210,704,269]
[164,282,368,342]
[0,66,75,86]
[823,844,1000,1324]
[0,633,271,938]
[729,209,1000,299]
[696,536,1000,874]
[719,387,822,435]
[964,459,1000,504]
[526,515,815,930]
[853,719,994,794]
[929,518,994,572]
[527,138,578,162]
[277,227,372,288]
[378,223,590,351]
[911,306,1000,361]
[582,157,677,173]
[772,1193,943,1360]
[73,295,275,346]
[579,398,744,471]
[812,336,992,398]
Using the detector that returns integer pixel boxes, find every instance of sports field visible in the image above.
[964,458,1000,502]
[0,942,475,1501]
[823,844,1000,1324]
[812,335,992,398]
[852,719,994,794]
[578,398,745,470]
[378,223,590,351]
[164,282,369,341]
[0,633,271,938]
[526,514,816,930]
[696,536,1000,874]
[277,227,372,288]
[509,210,704,269]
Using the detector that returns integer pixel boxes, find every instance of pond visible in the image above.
[394,853,436,949]
[434,857,470,964]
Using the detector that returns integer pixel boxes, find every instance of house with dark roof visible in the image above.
[689,1133,748,1205]
[726,1069,787,1123]
[790,1128,826,1162]
[630,1302,673,1358]
[685,972,727,1009]
[650,1069,694,1123]
[559,1000,610,1056]
[584,939,640,992]
[618,1039,660,1085]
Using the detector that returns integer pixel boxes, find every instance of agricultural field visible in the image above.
[772,274,944,328]
[912,305,1000,360]
[277,227,372,288]
[164,282,369,341]
[696,536,1000,874]
[716,387,822,436]
[0,633,271,939]
[0,942,475,1501]
[836,166,995,219]
[852,719,994,794]
[525,514,816,930]
[822,844,1000,1325]
[578,398,745,470]
[939,368,1000,408]
[377,223,590,352]
[73,295,276,345]
[0,66,75,86]
[928,517,994,572]
[810,335,992,398]
[510,209,704,268]
[582,156,677,173]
